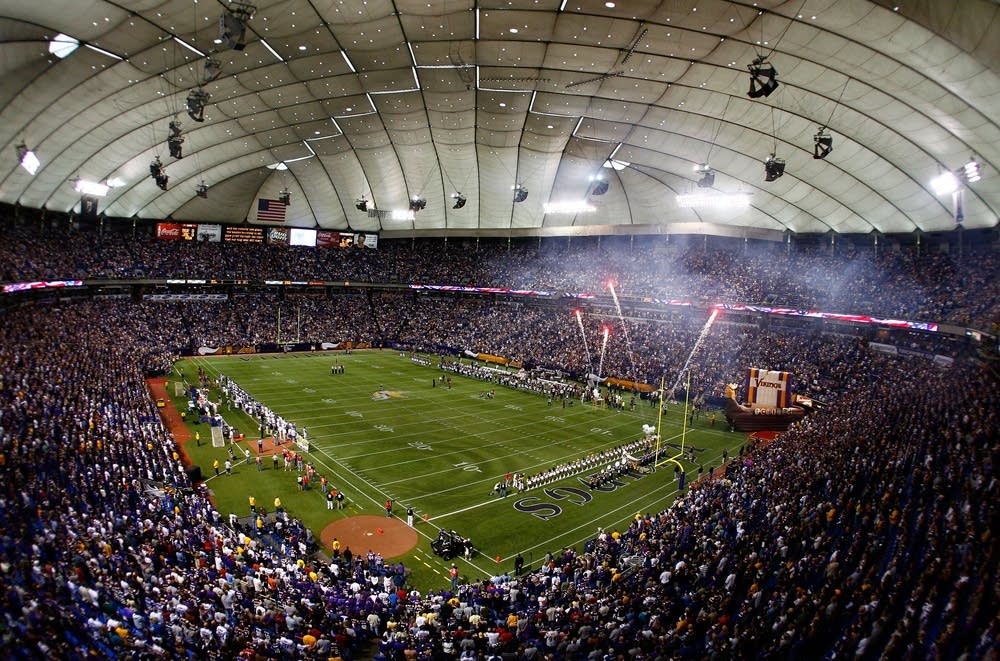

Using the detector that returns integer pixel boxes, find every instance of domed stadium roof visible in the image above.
[0,0,997,238]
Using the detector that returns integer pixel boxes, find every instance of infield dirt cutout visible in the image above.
[320,515,419,558]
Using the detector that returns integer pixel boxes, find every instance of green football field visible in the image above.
[173,350,743,589]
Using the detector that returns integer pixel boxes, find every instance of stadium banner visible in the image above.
[143,293,228,302]
[198,346,222,355]
[605,377,656,393]
[196,224,222,242]
[744,368,793,408]
[267,227,290,245]
[316,231,379,249]
[478,353,510,366]
[3,280,83,294]
[869,342,898,355]
[320,342,341,350]
[316,230,346,247]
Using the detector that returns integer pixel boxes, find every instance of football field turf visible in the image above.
[175,351,744,589]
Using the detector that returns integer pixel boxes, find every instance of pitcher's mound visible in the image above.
[320,515,418,558]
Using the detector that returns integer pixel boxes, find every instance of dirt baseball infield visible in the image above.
[320,515,419,558]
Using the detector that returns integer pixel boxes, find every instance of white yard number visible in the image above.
[504,404,523,412]
[590,427,613,436]
[374,424,394,433]
[347,410,363,418]
[453,461,482,472]
[408,441,432,451]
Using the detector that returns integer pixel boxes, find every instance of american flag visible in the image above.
[257,198,286,222]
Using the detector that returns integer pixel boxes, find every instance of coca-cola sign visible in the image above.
[156,222,182,240]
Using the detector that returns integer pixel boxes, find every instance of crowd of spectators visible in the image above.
[1,225,998,658]
[1,219,998,329]
[19,291,972,408]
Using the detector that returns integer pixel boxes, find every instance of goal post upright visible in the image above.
[653,375,665,464]
[654,371,689,473]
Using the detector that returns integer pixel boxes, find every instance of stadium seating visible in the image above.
[0,216,997,659]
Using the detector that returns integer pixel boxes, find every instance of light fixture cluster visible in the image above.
[589,175,609,196]
[409,196,426,212]
[355,197,368,212]
[278,188,291,205]
[186,88,210,123]
[930,157,981,196]
[694,163,714,188]
[167,120,184,159]
[16,144,39,175]
[71,177,110,197]
[747,56,779,99]
[513,184,528,203]
[149,157,168,191]
[451,192,467,209]
[219,2,256,51]
[203,57,223,84]
[813,128,833,160]
[764,154,785,182]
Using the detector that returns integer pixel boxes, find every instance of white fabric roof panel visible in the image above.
[0,0,995,235]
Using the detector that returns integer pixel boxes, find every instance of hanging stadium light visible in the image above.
[589,175,610,196]
[409,196,426,212]
[694,163,714,188]
[186,88,210,122]
[355,197,368,212]
[963,157,981,184]
[195,181,208,199]
[71,177,109,197]
[16,144,40,175]
[512,184,528,202]
[219,2,256,51]
[451,192,467,209]
[930,171,959,197]
[764,154,785,182]
[203,57,223,84]
[149,157,168,190]
[167,120,184,159]
[813,128,833,160]
[747,56,779,98]
[278,188,291,205]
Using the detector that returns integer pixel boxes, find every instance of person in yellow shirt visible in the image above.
[213,459,220,476]
[249,495,256,514]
